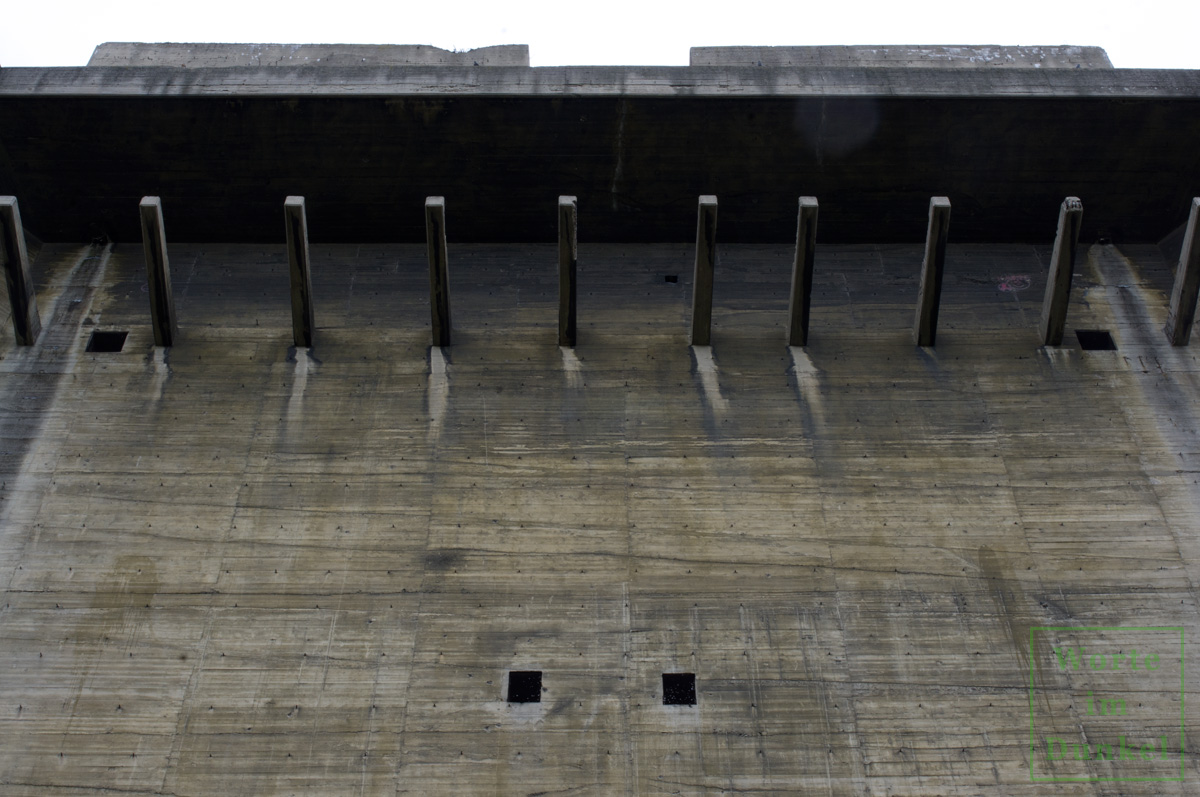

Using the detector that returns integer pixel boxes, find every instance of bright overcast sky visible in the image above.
[2,0,1199,69]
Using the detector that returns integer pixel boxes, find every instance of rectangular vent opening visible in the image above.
[1075,329,1117,350]
[662,672,696,705]
[663,274,678,283]
[86,330,129,353]
[507,670,542,703]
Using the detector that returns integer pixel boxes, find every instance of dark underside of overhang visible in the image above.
[2,71,1198,246]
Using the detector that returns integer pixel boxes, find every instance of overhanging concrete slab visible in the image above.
[1,65,1198,245]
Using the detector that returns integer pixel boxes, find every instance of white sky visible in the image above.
[2,0,1199,69]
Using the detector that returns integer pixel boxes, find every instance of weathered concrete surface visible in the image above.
[0,235,1197,794]
[88,42,531,68]
[691,45,1114,68]
[1,67,1198,244]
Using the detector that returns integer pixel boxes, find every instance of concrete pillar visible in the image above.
[139,196,177,347]
[0,197,42,345]
[787,197,819,346]
[558,196,578,347]
[426,197,451,347]
[691,195,718,346]
[1164,197,1200,346]
[913,197,951,347]
[284,197,315,348]
[1039,197,1083,347]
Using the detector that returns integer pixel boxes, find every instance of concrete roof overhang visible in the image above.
[1,65,1198,245]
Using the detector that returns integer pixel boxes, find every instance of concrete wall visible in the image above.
[1,44,1198,795]
[0,234,1196,794]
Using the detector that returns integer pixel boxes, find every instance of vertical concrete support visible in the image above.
[1039,197,1084,347]
[558,196,578,347]
[0,197,42,345]
[787,197,819,346]
[1164,197,1200,346]
[913,197,952,347]
[426,196,451,347]
[139,196,177,347]
[284,196,315,348]
[691,195,718,346]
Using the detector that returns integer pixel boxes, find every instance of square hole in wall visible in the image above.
[86,330,129,353]
[663,274,678,283]
[1075,329,1117,351]
[507,670,542,703]
[662,672,696,705]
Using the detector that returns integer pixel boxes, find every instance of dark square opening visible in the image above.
[507,670,541,703]
[86,330,128,353]
[1075,329,1117,351]
[662,672,696,705]
[663,274,678,283]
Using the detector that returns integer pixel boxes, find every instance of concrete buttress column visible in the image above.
[691,195,718,346]
[914,197,951,346]
[788,197,819,346]
[426,197,451,347]
[139,196,177,347]
[558,196,578,347]
[284,197,315,348]
[1039,197,1083,347]
[1164,197,1200,346]
[0,197,42,345]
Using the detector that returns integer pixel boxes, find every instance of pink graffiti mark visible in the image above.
[998,275,1031,292]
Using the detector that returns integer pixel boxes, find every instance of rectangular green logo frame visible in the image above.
[1028,626,1184,782]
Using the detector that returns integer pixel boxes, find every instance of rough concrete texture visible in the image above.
[690,45,1114,68]
[0,234,1197,794]
[87,42,531,67]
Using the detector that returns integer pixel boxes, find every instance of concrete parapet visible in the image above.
[87,42,530,67]
[690,45,1113,68]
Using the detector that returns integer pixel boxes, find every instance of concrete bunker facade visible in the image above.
[0,43,1198,794]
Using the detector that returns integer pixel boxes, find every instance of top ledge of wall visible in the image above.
[87,42,531,67]
[690,45,1114,69]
